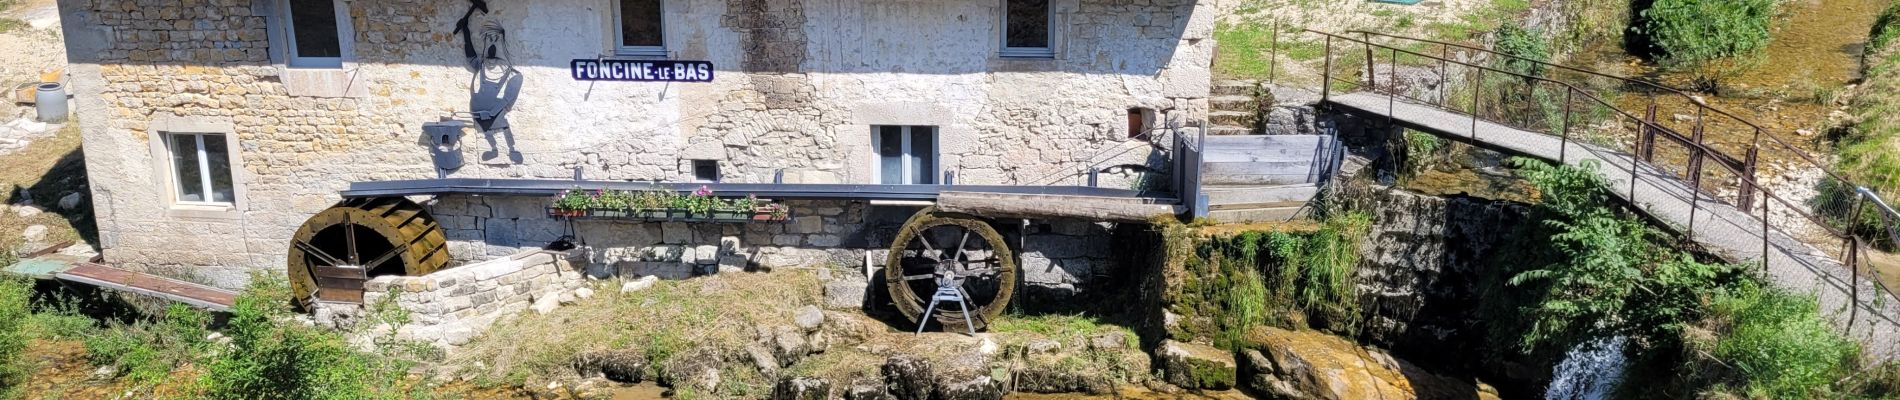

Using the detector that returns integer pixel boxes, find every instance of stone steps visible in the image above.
[1209,95,1259,113]
[1207,126,1253,136]
[1211,80,1261,97]
[1206,203,1307,223]
[1209,110,1256,129]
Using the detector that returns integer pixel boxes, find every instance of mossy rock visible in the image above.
[1157,340,1237,390]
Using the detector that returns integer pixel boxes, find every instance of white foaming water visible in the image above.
[1544,336,1629,400]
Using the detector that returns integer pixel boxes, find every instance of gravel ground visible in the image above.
[0,0,68,120]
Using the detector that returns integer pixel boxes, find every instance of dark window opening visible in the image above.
[288,0,342,59]
[1128,108,1147,140]
[619,0,665,48]
[1005,0,1050,49]
[692,160,720,182]
[874,125,939,185]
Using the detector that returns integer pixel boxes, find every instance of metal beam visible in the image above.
[341,178,1180,204]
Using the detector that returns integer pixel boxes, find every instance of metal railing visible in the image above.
[1292,29,1900,334]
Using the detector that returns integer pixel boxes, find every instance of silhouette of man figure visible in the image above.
[463,13,523,163]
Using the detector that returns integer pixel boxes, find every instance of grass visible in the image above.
[454,271,824,388]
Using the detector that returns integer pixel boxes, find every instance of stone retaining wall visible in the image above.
[315,249,588,348]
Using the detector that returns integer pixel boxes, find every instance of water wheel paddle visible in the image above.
[287,197,449,309]
[885,208,1017,331]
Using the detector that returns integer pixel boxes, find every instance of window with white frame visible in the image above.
[281,0,350,68]
[1001,0,1052,57]
[873,126,938,185]
[615,0,666,56]
[164,133,237,205]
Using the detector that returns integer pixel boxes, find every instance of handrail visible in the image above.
[1344,30,1869,199]
[1303,29,1900,332]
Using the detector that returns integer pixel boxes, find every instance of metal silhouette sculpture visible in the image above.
[456,0,523,164]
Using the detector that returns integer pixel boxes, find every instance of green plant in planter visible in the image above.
[553,188,599,211]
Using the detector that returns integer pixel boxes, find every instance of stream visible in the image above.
[1543,336,1629,400]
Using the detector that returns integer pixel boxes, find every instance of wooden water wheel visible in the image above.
[287,197,449,309]
[884,208,1018,331]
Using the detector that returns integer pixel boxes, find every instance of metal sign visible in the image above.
[570,59,714,82]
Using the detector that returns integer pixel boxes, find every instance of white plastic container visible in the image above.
[35,82,67,123]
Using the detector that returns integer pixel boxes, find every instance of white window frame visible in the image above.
[999,0,1054,58]
[612,0,669,57]
[280,0,353,69]
[871,126,940,185]
[163,132,235,207]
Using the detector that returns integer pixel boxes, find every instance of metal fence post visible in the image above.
[1560,87,1573,163]
[1321,35,1333,102]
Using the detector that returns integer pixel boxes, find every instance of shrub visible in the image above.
[1701,283,1859,398]
[83,304,210,384]
[1494,23,1550,77]
[1631,0,1777,66]
[0,275,29,397]
[199,278,392,400]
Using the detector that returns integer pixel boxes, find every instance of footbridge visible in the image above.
[1300,30,1900,359]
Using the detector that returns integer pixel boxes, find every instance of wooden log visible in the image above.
[935,191,1182,223]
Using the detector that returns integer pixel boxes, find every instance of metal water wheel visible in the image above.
[287,197,449,309]
[884,208,1018,331]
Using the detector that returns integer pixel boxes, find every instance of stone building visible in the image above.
[53,0,1214,304]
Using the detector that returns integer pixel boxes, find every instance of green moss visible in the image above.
[1156,211,1370,348]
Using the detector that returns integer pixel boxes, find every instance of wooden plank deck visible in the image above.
[935,191,1182,223]
[55,263,237,311]
[1329,91,1900,359]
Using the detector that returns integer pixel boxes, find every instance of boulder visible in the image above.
[881,355,934,400]
[15,205,41,218]
[57,192,81,210]
[660,347,726,395]
[621,275,660,293]
[572,349,648,383]
[745,343,780,377]
[1158,340,1236,390]
[843,376,892,400]
[931,372,1004,400]
[823,278,868,309]
[771,376,831,400]
[530,295,560,315]
[793,305,825,332]
[1240,326,1495,400]
[574,287,594,300]
[22,225,47,242]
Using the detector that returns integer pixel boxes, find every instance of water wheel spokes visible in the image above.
[885,208,1017,331]
[288,197,450,309]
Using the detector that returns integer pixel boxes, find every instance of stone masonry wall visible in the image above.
[58,0,1213,288]
[314,249,588,348]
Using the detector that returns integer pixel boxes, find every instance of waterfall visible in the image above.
[1544,336,1629,400]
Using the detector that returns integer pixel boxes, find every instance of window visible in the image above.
[1001,0,1051,57]
[615,0,666,56]
[282,0,348,68]
[692,160,720,183]
[165,133,236,205]
[873,126,938,185]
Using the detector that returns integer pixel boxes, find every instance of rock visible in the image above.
[15,205,41,218]
[933,372,1004,400]
[572,349,649,383]
[772,376,831,400]
[531,295,560,315]
[557,292,578,305]
[89,365,118,381]
[19,225,50,244]
[978,337,998,355]
[1158,340,1236,390]
[57,192,81,210]
[793,305,825,332]
[660,347,726,395]
[1239,326,1491,400]
[1088,333,1128,351]
[745,343,780,377]
[844,376,892,400]
[823,279,868,309]
[621,275,659,293]
[769,325,811,366]
[1797,128,1816,137]
[574,287,595,300]
[1026,339,1062,354]
[882,355,934,400]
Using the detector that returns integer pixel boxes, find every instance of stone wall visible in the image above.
[56,0,1214,288]
[1353,187,1530,367]
[314,249,589,348]
[425,194,1124,303]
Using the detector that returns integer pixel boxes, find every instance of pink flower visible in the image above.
[694,185,713,196]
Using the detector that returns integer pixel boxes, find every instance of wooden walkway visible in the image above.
[1329,92,1900,359]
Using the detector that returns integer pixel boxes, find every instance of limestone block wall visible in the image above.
[58,0,1211,288]
[425,194,1122,298]
[317,249,587,348]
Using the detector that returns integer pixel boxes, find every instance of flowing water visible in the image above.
[1543,336,1629,400]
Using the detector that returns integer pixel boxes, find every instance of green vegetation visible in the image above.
[1162,211,1370,349]
[1696,283,1858,398]
[201,279,424,399]
[0,276,30,398]
[1494,23,1550,77]
[1829,2,1900,247]
[1632,0,1777,67]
